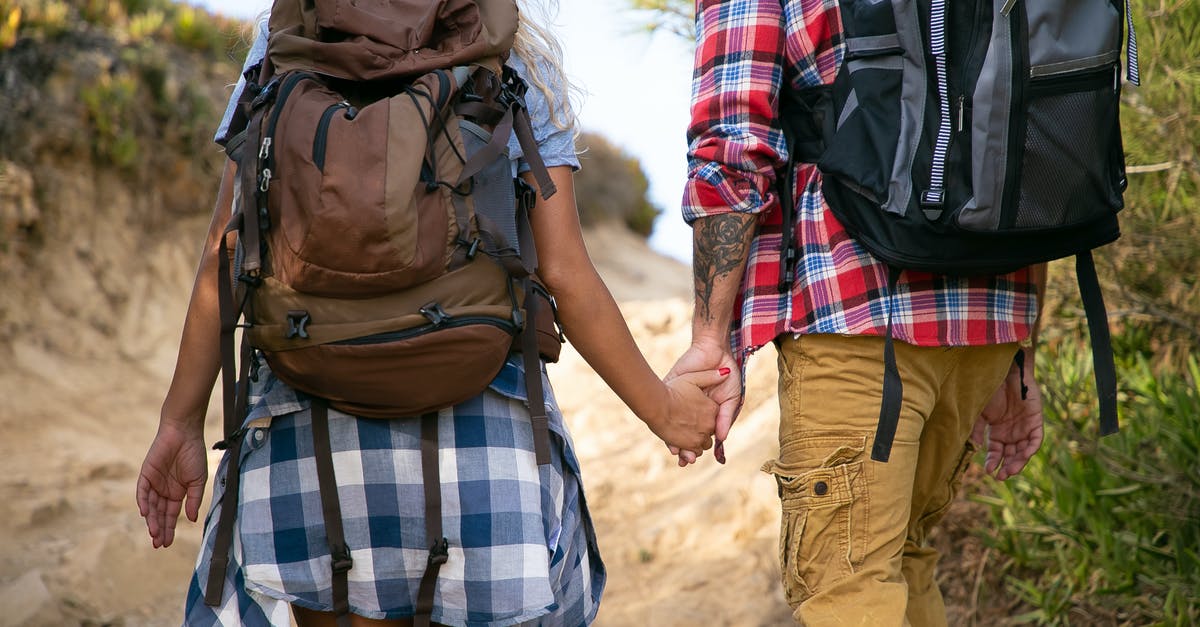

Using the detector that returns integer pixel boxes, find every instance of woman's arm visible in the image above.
[159,159,237,433]
[137,159,235,548]
[524,167,723,454]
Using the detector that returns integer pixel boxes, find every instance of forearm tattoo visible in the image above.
[693,214,755,323]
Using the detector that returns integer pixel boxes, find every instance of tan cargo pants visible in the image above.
[762,334,1018,626]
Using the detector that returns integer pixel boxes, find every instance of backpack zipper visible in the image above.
[921,0,952,211]
[1028,65,1115,97]
[330,317,517,346]
[313,101,351,172]
[260,72,319,178]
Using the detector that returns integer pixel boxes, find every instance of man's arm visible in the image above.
[669,0,788,463]
[668,213,757,463]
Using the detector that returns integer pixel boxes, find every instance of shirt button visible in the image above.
[254,429,265,443]
[814,481,829,496]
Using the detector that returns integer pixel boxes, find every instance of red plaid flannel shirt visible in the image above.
[682,0,1038,363]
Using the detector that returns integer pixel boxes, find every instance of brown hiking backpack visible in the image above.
[206,2,565,624]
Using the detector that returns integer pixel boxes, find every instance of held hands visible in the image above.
[666,339,744,465]
[136,421,209,548]
[971,350,1045,481]
[646,368,729,455]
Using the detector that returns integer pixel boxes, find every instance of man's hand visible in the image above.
[972,351,1044,480]
[667,339,743,465]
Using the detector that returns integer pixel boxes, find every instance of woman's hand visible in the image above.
[667,340,743,465]
[645,369,726,454]
[136,422,209,548]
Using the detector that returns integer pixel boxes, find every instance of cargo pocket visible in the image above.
[1013,64,1125,229]
[817,0,908,212]
[762,440,869,606]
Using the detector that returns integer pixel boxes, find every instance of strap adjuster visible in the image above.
[331,545,354,574]
[428,537,449,567]
[212,427,248,451]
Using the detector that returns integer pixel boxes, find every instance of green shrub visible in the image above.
[169,4,223,54]
[573,132,662,237]
[977,325,1200,625]
[81,72,141,169]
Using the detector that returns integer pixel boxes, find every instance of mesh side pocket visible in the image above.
[460,119,520,255]
[1015,68,1124,229]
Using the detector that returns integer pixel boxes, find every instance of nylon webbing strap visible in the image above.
[415,412,448,627]
[455,100,506,126]
[520,280,552,465]
[206,216,253,607]
[515,182,539,277]
[871,267,905,463]
[205,333,254,606]
[216,214,243,438]
[456,107,514,186]
[204,438,242,606]
[777,155,798,292]
[1077,252,1119,435]
[239,112,265,275]
[311,399,353,627]
[512,106,556,199]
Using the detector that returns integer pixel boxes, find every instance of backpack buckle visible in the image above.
[330,544,354,574]
[285,310,311,339]
[514,177,537,211]
[919,189,945,221]
[419,303,451,326]
[250,76,279,110]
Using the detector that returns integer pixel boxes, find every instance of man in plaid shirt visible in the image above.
[669,0,1049,623]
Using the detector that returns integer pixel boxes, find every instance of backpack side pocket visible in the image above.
[818,0,924,216]
[1013,63,1125,229]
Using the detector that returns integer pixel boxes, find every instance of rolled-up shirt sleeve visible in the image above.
[681,0,788,224]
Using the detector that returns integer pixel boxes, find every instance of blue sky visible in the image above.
[189,0,697,262]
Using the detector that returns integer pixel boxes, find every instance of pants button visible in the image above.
[814,481,829,496]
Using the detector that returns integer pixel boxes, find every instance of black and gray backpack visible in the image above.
[782,0,1140,461]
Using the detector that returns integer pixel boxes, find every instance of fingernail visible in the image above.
[719,367,731,376]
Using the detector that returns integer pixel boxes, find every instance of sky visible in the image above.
[190,0,697,263]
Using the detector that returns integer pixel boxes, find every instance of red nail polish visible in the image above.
[719,367,731,376]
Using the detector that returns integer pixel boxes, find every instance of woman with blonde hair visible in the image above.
[136,2,723,625]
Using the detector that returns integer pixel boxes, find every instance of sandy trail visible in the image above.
[0,224,803,625]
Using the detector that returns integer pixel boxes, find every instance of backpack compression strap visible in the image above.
[1077,252,1119,435]
[415,411,449,627]
[311,399,354,627]
[205,211,257,606]
[871,267,905,463]
[520,278,553,465]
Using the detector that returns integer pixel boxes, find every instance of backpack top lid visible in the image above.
[266,0,519,82]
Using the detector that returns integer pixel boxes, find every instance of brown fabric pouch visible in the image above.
[267,0,518,81]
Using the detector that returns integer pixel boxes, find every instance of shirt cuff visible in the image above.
[681,162,773,224]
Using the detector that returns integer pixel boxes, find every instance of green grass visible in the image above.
[977,325,1200,625]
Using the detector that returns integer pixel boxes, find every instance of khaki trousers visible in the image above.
[762,334,1018,626]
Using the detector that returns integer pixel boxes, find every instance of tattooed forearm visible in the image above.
[692,213,756,323]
